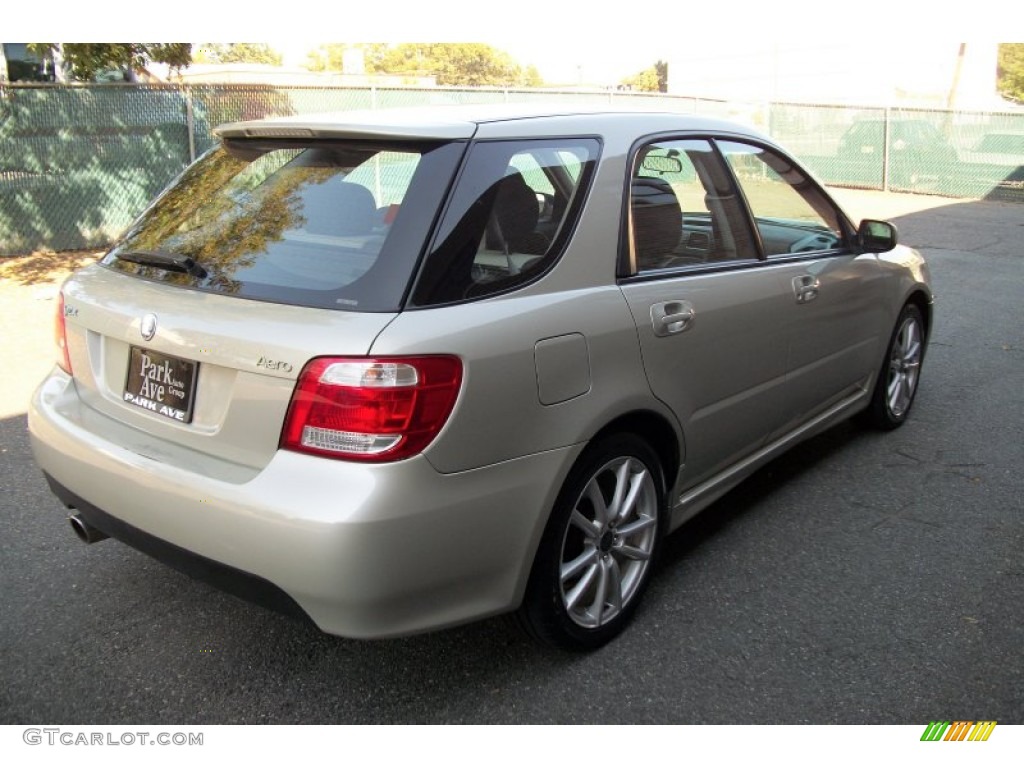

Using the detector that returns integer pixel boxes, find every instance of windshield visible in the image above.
[103,138,465,311]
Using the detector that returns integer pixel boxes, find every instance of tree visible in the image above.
[621,61,668,93]
[655,60,668,93]
[194,44,282,67]
[621,67,660,92]
[378,43,538,87]
[27,43,192,82]
[997,43,1024,103]
[306,44,389,73]
[521,65,543,88]
[306,44,345,72]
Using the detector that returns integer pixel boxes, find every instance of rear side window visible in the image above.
[103,139,465,311]
[410,139,600,306]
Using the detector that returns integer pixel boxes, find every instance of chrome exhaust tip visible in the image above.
[69,513,109,544]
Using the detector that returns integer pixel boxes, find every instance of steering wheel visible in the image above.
[789,233,837,253]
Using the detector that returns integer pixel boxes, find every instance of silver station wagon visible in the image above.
[29,106,932,649]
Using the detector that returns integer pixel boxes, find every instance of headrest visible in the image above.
[631,177,681,268]
[304,179,377,236]
[494,172,539,250]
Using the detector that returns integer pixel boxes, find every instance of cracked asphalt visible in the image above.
[0,190,1021,724]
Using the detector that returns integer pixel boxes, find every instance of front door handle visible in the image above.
[651,300,696,336]
[792,275,820,304]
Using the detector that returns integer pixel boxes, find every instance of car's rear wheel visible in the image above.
[860,303,925,430]
[515,434,665,651]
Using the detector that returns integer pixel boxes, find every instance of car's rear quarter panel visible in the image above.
[375,286,666,475]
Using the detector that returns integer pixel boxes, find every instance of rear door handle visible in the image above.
[792,275,820,304]
[651,300,695,336]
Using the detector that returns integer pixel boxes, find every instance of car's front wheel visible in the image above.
[515,434,665,651]
[860,303,926,430]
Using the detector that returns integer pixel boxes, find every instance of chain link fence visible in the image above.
[2,83,1022,255]
[768,102,1024,200]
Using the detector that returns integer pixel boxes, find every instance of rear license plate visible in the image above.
[123,346,198,424]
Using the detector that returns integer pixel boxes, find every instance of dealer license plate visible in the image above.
[123,346,198,424]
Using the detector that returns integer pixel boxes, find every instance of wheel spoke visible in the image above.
[887,374,902,401]
[606,557,623,612]
[587,558,610,625]
[897,328,909,354]
[612,542,651,561]
[584,477,609,527]
[607,460,631,521]
[903,338,921,362]
[889,377,905,412]
[904,367,919,391]
[565,563,599,612]
[615,515,656,539]
[613,469,648,526]
[561,545,599,583]
[570,509,600,538]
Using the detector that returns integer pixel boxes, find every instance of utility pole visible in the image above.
[942,43,967,139]
[946,42,967,110]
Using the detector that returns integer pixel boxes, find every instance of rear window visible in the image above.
[103,139,465,311]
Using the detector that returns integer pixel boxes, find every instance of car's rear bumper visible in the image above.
[29,369,579,638]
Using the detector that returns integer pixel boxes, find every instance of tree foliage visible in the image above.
[378,43,541,87]
[621,60,668,93]
[195,44,283,67]
[306,44,389,73]
[116,150,336,290]
[521,65,543,88]
[305,43,540,86]
[27,43,192,81]
[997,43,1024,103]
[621,67,659,92]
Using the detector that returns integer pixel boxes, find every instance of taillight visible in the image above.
[55,291,72,375]
[281,356,462,462]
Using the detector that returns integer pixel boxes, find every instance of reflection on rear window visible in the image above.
[103,140,461,311]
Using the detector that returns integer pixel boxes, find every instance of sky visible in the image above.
[6,0,1018,88]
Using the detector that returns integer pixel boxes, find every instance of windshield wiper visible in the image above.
[115,250,208,279]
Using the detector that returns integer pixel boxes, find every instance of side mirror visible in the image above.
[857,219,898,253]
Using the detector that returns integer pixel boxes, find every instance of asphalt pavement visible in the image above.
[0,191,1021,724]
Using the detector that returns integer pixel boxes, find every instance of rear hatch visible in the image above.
[59,133,466,472]
[60,270,397,471]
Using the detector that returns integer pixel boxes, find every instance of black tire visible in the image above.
[514,434,666,651]
[859,303,926,430]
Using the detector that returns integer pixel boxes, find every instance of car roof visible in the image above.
[214,103,770,143]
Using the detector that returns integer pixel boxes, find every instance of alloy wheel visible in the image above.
[887,314,922,418]
[558,456,658,629]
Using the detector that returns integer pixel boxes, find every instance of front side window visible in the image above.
[411,139,600,306]
[717,141,845,256]
[628,139,759,274]
[103,139,465,311]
